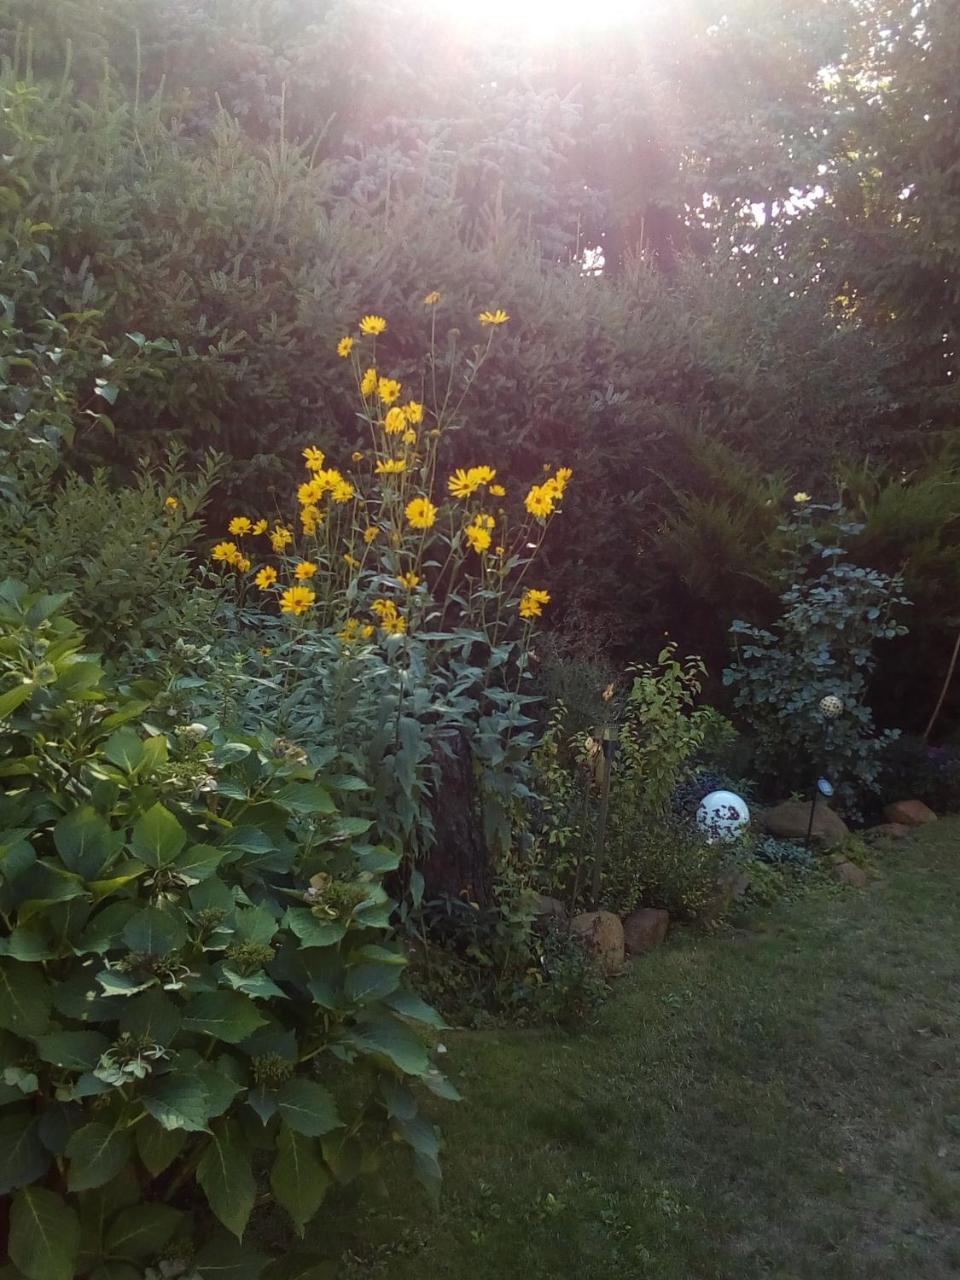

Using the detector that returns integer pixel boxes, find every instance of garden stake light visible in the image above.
[805,695,844,849]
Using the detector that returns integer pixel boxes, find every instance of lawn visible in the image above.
[330,820,960,1278]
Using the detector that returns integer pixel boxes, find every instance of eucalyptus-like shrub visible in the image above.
[723,501,910,806]
[0,584,450,1280]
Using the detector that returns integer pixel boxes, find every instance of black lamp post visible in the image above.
[805,694,844,849]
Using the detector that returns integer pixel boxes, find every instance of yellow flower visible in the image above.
[360,367,378,396]
[164,496,179,510]
[252,519,269,535]
[359,315,387,335]
[479,308,509,326]
[343,553,361,569]
[519,587,551,620]
[464,523,492,553]
[384,406,408,434]
[793,491,812,504]
[489,484,506,497]
[548,466,573,498]
[375,458,406,475]
[363,526,379,545]
[301,505,323,534]
[337,336,354,358]
[270,525,294,552]
[424,291,441,305]
[472,512,495,531]
[406,496,438,530]
[399,571,420,589]
[295,561,318,580]
[524,484,556,519]
[378,377,402,405]
[235,555,252,573]
[352,451,365,462]
[449,468,481,499]
[473,465,496,486]
[331,478,356,504]
[402,428,417,445]
[212,541,241,565]
[371,598,407,636]
[303,446,326,471]
[495,544,505,556]
[338,617,375,643]
[255,566,278,589]
[280,586,316,616]
[299,479,323,505]
[404,400,424,425]
[228,516,252,536]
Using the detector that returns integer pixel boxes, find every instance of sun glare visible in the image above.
[422,0,642,34]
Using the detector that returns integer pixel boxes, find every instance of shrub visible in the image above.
[0,583,451,1280]
[876,736,960,815]
[599,816,736,920]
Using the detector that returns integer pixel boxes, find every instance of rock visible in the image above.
[531,893,566,919]
[831,860,868,888]
[865,822,913,842]
[622,907,669,954]
[882,799,937,826]
[570,911,624,976]
[761,799,850,848]
[701,868,752,921]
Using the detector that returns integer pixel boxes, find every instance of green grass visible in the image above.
[331,821,960,1278]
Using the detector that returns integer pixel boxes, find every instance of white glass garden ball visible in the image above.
[696,790,750,842]
[819,694,844,719]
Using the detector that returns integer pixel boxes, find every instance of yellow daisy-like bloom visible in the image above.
[472,512,495,531]
[295,561,318,580]
[303,446,326,471]
[472,465,496,486]
[404,400,424,425]
[301,505,323,534]
[464,523,492,554]
[235,555,252,573]
[337,336,354,358]
[252,519,269,536]
[402,428,417,445]
[449,468,482,499]
[360,367,378,397]
[255,566,278,589]
[793,491,812,504]
[519,587,551,620]
[424,291,441,305]
[228,516,252,537]
[270,525,294,552]
[280,585,315,616]
[495,544,506,556]
[524,483,556,519]
[298,479,323,506]
[343,553,361,569]
[489,484,506,497]
[352,451,365,462]
[405,496,438,530]
[479,308,509,326]
[164,496,179,510]
[371,598,407,636]
[378,377,402,405]
[331,478,356,504]
[384,406,408,434]
[549,466,573,498]
[212,541,241,565]
[375,458,406,475]
[363,526,379,545]
[338,617,375,643]
[399,571,420,589]
[359,315,387,335]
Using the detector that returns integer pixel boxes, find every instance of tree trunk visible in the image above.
[421,728,495,908]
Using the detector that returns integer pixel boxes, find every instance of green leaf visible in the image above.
[53,806,112,880]
[0,959,52,1037]
[350,1014,429,1076]
[77,902,138,955]
[129,804,186,868]
[0,1114,52,1194]
[283,907,345,949]
[197,1122,256,1240]
[101,728,145,773]
[37,1029,110,1071]
[275,1078,341,1137]
[195,1233,268,1280]
[103,1203,184,1260]
[9,1187,79,1280]
[0,683,34,720]
[143,1073,211,1132]
[119,990,180,1045]
[66,1122,133,1191]
[273,783,335,816]
[384,988,448,1029]
[3,925,55,962]
[194,1061,243,1119]
[174,844,226,881]
[269,1127,330,1235]
[135,1118,188,1177]
[121,905,187,956]
[262,1254,336,1280]
[344,962,402,1004]
[182,991,267,1043]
